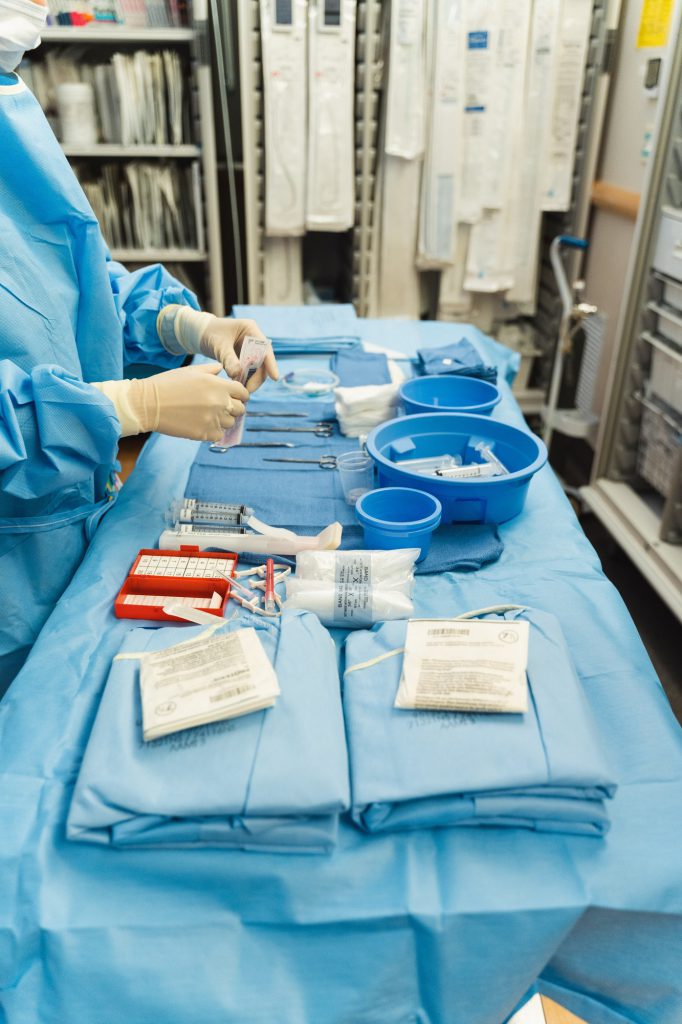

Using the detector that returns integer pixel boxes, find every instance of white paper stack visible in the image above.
[395,618,529,714]
[334,382,401,438]
[78,160,200,251]
[140,627,281,742]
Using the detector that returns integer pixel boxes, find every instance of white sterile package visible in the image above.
[285,548,419,628]
[395,618,529,713]
[139,627,280,741]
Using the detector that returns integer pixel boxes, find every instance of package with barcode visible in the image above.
[394,618,529,713]
[139,627,280,741]
[285,549,418,627]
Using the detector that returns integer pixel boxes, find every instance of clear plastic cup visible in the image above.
[337,451,375,506]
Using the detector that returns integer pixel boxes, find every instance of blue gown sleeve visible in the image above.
[107,261,201,368]
[0,361,120,502]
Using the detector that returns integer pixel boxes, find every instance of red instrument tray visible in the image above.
[114,546,238,622]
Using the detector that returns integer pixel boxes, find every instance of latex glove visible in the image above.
[92,364,248,442]
[157,305,279,393]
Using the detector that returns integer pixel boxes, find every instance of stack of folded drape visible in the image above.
[232,304,360,355]
[67,610,350,853]
[343,608,616,836]
[334,382,401,438]
[417,338,498,382]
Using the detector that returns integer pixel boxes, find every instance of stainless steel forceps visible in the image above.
[247,411,308,418]
[263,455,338,469]
[247,422,335,438]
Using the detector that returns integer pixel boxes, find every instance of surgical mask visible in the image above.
[0,0,47,73]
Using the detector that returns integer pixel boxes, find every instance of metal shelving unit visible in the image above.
[236,0,383,313]
[41,27,195,42]
[37,1,224,313]
[583,4,682,622]
[110,248,207,262]
[62,143,201,157]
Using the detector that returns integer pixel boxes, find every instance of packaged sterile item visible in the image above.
[213,335,271,450]
[285,548,419,627]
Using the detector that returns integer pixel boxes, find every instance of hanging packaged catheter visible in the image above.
[211,336,271,450]
[306,0,356,231]
[259,0,307,236]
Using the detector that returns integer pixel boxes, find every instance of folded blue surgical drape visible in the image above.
[343,608,616,836]
[66,609,350,853]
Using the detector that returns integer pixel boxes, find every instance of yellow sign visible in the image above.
[637,0,673,48]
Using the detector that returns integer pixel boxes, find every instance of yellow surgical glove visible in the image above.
[157,305,279,393]
[92,364,248,442]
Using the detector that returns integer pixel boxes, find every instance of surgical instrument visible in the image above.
[210,441,296,451]
[247,411,309,418]
[263,455,338,469]
[248,423,335,438]
[264,559,276,614]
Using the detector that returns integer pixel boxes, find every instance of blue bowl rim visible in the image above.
[399,375,502,414]
[366,412,548,485]
[356,487,442,531]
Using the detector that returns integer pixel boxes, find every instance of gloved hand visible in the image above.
[92,364,249,442]
[157,305,279,393]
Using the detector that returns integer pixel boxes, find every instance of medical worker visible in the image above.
[0,0,278,690]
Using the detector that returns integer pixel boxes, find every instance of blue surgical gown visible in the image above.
[0,71,199,689]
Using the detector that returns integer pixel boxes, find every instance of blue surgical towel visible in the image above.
[66,610,350,853]
[417,339,498,383]
[187,405,505,573]
[232,304,360,354]
[343,608,616,836]
[339,524,504,574]
[331,347,392,386]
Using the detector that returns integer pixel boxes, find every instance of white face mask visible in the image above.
[0,0,47,74]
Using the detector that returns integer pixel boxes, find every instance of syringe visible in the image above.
[473,440,508,476]
[393,454,462,474]
[264,558,276,614]
[166,499,254,527]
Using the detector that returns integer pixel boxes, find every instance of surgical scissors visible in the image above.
[247,422,335,438]
[263,455,338,469]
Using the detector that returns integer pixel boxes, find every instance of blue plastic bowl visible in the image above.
[366,413,547,525]
[400,375,501,416]
[355,487,442,562]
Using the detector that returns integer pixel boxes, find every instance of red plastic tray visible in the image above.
[114,546,237,622]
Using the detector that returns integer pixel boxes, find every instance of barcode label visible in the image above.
[427,627,470,636]
[209,684,255,704]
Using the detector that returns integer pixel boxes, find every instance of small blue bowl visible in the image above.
[355,487,442,562]
[400,375,501,416]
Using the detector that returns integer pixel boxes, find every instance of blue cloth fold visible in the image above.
[232,304,360,354]
[66,610,350,853]
[417,338,498,382]
[343,608,616,836]
[330,346,392,386]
